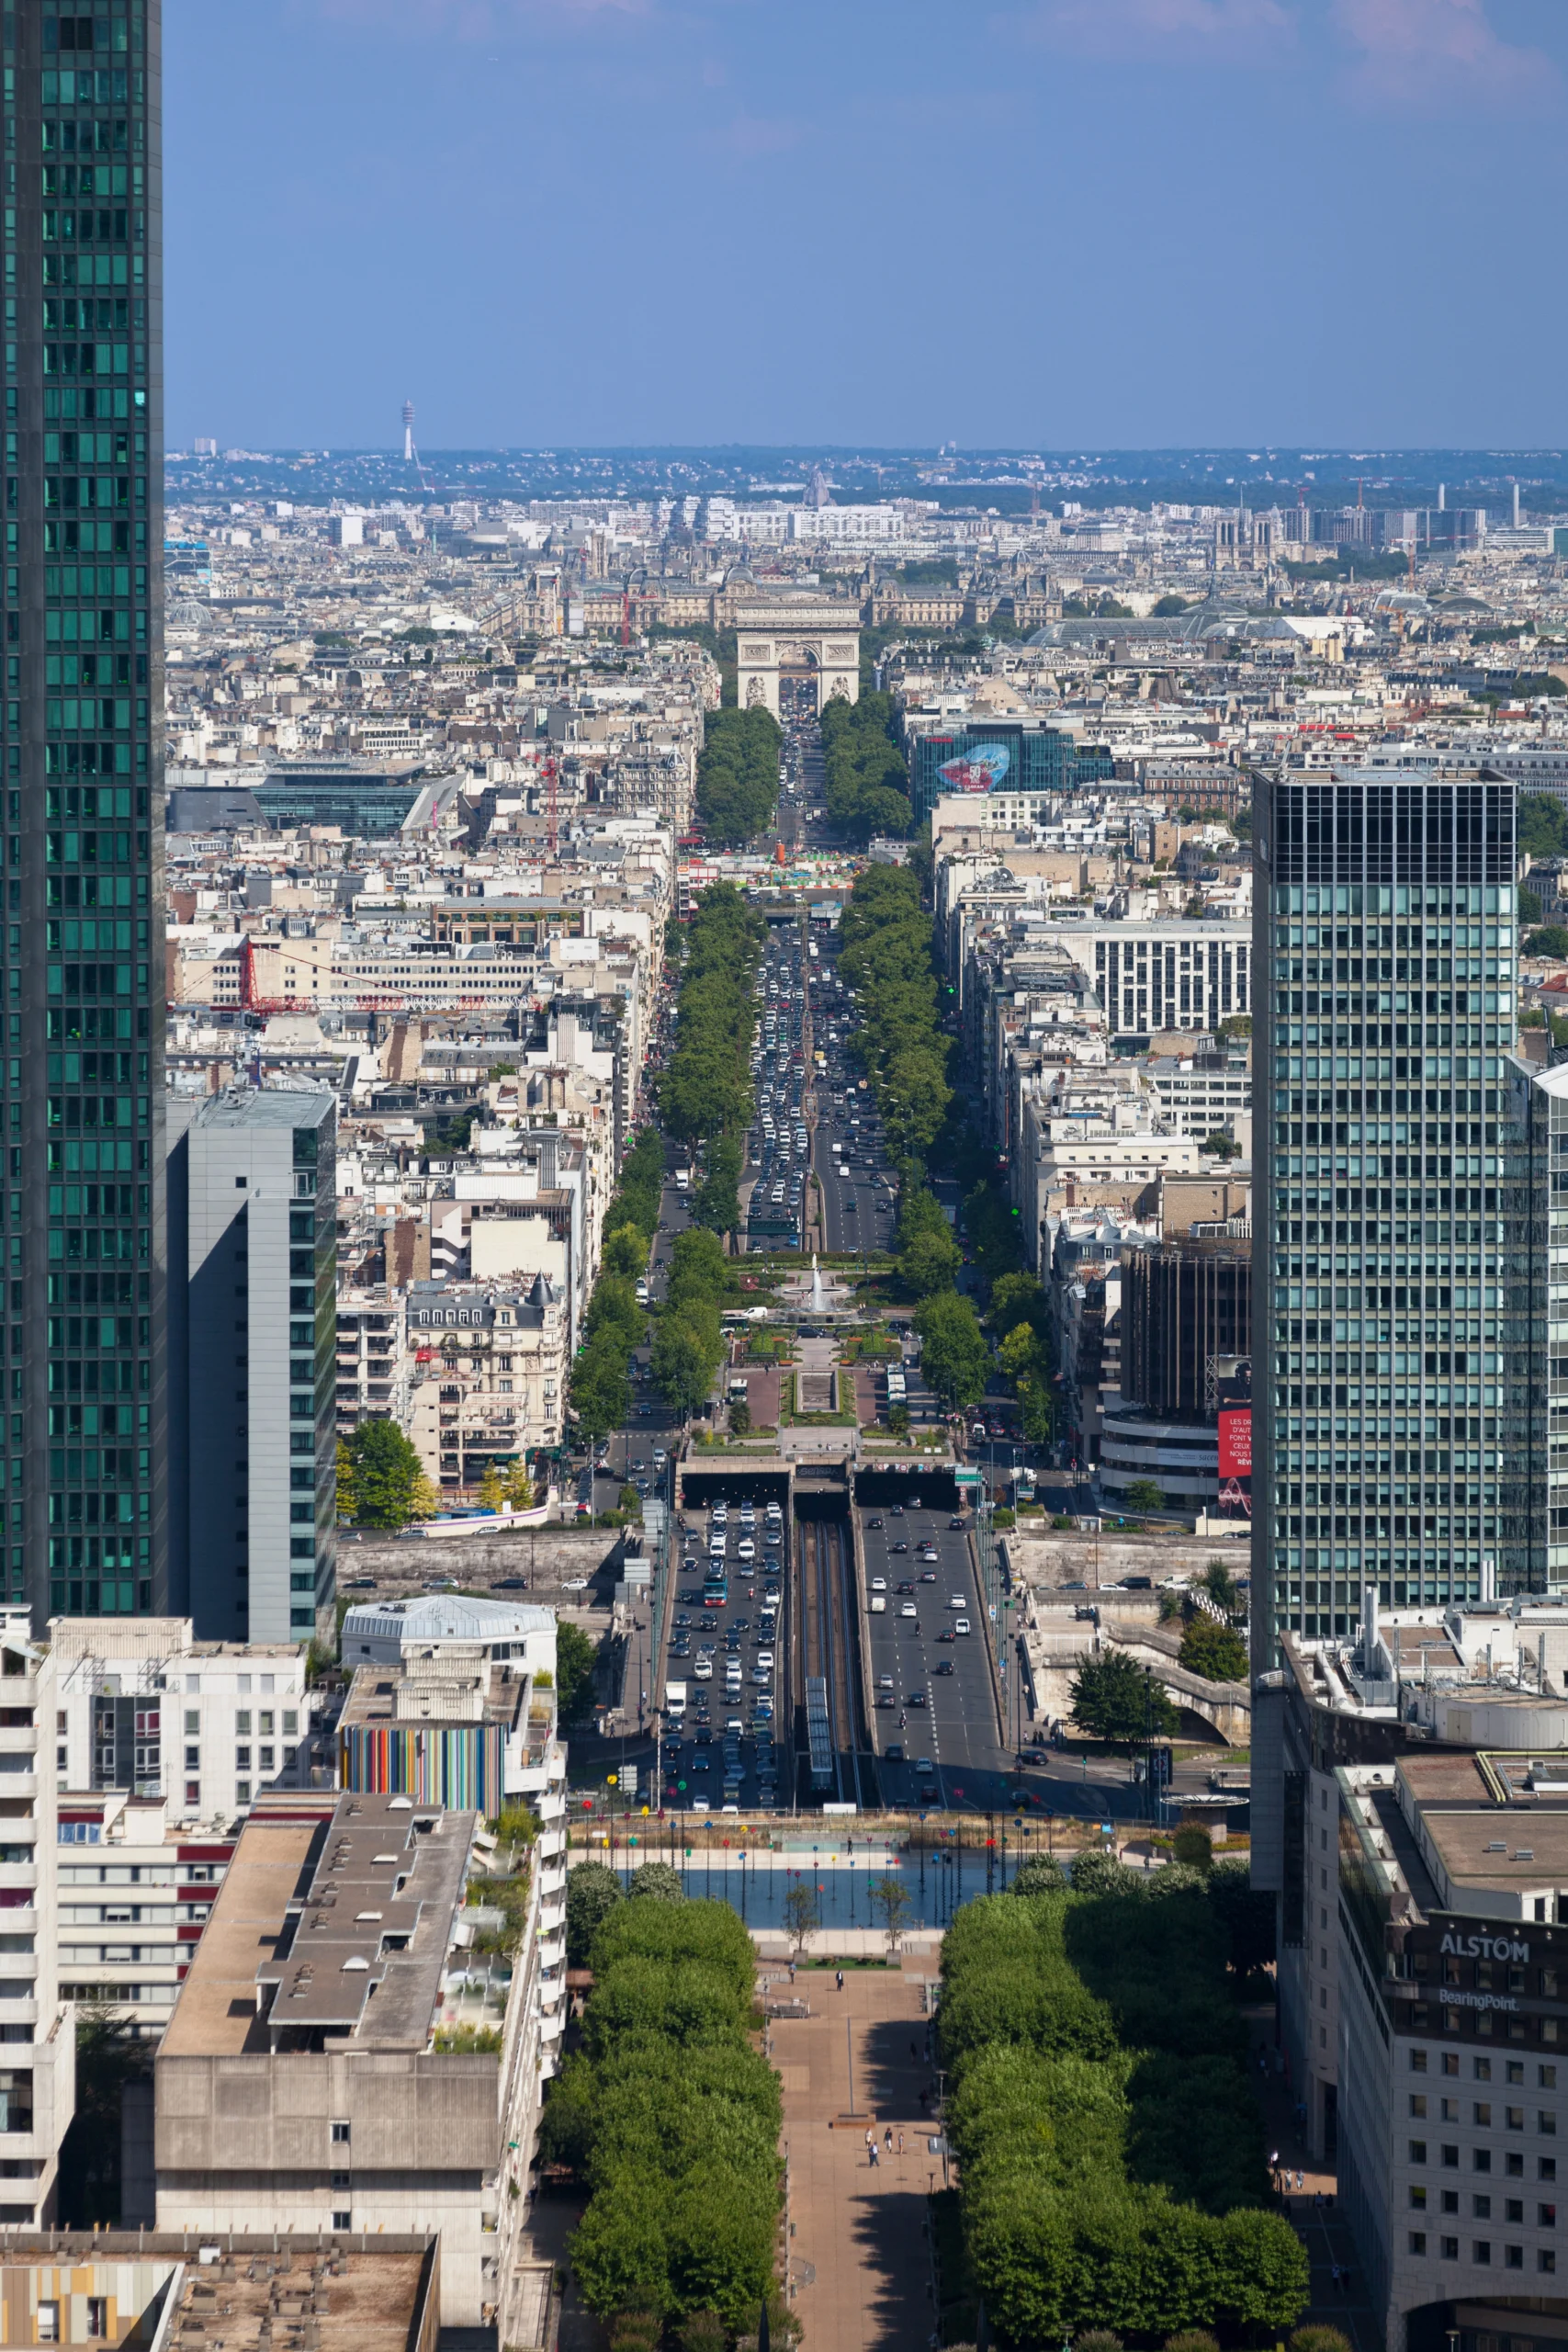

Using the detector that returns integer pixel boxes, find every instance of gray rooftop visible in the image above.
[164,1792,475,2055]
[343,1595,557,1647]
[192,1089,337,1131]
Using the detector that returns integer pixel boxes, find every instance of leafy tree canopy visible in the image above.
[913,1290,988,1409]
[1179,1615,1249,1684]
[1069,1647,1179,1747]
[337,1421,437,1531]
[1520,793,1568,859]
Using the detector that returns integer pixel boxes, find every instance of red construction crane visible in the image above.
[236,932,337,1015]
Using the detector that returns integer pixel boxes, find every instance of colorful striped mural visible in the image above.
[338,1722,509,1811]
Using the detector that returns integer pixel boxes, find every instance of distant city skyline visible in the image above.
[155,442,1568,516]
[166,0,1568,452]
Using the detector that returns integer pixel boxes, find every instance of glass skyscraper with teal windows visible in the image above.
[1252,769,1519,1663]
[7,5,165,1623]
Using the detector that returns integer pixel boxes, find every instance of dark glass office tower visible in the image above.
[6,6,164,1622]
[1252,769,1517,1661]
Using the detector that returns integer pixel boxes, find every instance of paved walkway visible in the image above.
[731,1363,781,1428]
[512,2188,604,2352]
[1243,2012,1383,2352]
[774,1962,940,2352]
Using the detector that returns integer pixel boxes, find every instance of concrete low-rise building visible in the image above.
[0,2233,445,2352]
[153,1789,564,2329]
[339,1594,557,1679]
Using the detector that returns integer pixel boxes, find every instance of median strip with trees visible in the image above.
[941,1872,1307,2345]
[695,705,782,845]
[820,690,911,840]
[839,864,952,1159]
[539,1891,787,2339]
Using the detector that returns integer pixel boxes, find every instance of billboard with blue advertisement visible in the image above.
[911,723,1114,822]
[937,742,1011,794]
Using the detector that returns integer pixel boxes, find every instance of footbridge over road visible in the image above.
[1023,1603,1251,1745]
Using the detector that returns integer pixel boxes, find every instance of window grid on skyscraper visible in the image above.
[1254,771,1517,1658]
[6,5,166,1623]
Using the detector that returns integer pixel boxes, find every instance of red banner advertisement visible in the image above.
[1218,1408,1252,1480]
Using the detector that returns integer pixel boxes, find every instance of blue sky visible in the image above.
[166,0,1568,451]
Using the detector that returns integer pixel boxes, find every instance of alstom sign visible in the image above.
[1440,1931,1531,1962]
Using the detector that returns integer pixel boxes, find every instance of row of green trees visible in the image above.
[988,1268,1055,1443]
[895,1182,961,1297]
[540,1893,784,2335]
[913,1290,988,1411]
[839,865,952,1158]
[819,691,911,839]
[606,1125,668,1243]
[568,1236,650,1442]
[960,1171,1030,1295]
[660,884,764,1149]
[651,1228,736,1420]
[941,1874,1306,2344]
[695,706,781,846]
[570,887,761,1440]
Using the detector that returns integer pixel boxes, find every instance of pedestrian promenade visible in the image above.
[777,1960,940,2352]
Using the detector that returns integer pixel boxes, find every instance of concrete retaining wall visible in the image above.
[342,1525,629,1599]
[1007,1526,1247,1591]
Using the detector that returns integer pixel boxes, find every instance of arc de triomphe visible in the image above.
[733,602,861,719]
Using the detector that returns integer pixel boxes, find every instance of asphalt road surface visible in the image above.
[655,1493,788,1814]
[742,909,809,1249]
[807,935,899,1260]
[856,1495,1014,1810]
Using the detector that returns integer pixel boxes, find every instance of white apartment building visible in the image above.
[0,1615,74,2230]
[1012,1071,1200,1267]
[54,1792,233,2038]
[698,498,916,545]
[1145,1052,1254,1151]
[50,1620,321,1827]
[1055,918,1252,1037]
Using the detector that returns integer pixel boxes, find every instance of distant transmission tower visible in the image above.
[401,399,433,494]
